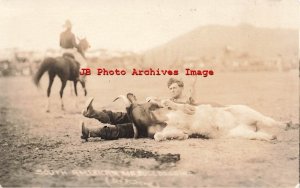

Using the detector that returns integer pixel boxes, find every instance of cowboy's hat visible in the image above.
[63,20,72,28]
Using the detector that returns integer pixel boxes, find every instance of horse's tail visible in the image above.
[33,57,55,87]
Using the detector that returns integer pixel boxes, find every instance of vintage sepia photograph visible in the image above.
[0,0,299,187]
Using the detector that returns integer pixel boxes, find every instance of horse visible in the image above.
[33,38,90,112]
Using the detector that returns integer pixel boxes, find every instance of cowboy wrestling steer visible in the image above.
[112,94,287,142]
[81,93,166,140]
[82,93,287,142]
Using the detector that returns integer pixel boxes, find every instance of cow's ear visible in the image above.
[127,93,137,103]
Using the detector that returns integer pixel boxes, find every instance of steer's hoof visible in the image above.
[181,134,189,140]
[154,132,165,142]
[271,135,277,140]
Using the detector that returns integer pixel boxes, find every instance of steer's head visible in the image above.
[114,93,167,138]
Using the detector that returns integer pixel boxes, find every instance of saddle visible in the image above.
[62,52,75,59]
[61,53,80,79]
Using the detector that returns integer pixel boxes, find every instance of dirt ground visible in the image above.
[0,71,299,187]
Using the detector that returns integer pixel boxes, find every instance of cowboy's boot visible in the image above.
[82,97,95,117]
[81,122,134,141]
[82,98,111,123]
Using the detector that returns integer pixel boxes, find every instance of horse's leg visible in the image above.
[46,73,55,112]
[79,76,87,96]
[73,80,79,109]
[59,80,67,110]
[69,82,74,96]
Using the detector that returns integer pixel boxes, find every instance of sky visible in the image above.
[0,0,299,52]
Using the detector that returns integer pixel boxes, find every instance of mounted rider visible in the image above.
[60,20,88,72]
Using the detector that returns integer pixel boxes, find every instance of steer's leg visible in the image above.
[241,106,286,130]
[148,124,166,139]
[154,126,188,141]
[256,117,287,130]
[252,117,286,139]
[227,125,276,141]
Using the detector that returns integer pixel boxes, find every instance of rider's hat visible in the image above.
[63,20,72,28]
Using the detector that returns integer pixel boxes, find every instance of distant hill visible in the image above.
[142,24,298,68]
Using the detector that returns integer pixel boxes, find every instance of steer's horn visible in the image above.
[113,95,131,107]
[146,96,157,103]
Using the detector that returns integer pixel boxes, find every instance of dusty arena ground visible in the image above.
[0,71,299,187]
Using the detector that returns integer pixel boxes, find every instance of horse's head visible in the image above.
[77,37,91,53]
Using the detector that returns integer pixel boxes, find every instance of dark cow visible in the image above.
[115,93,167,138]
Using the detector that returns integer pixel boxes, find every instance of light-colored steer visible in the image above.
[117,94,286,142]
[151,99,286,141]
